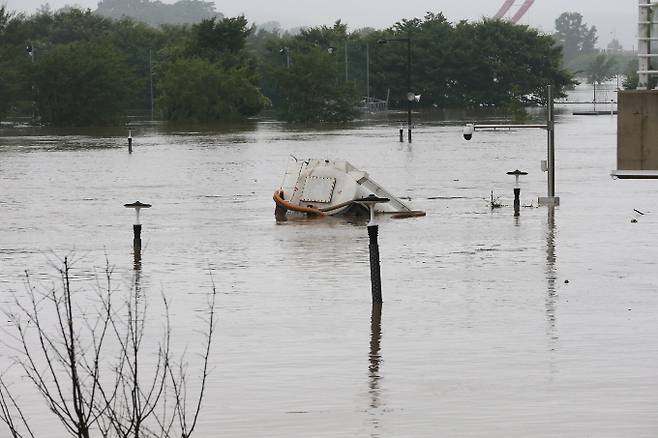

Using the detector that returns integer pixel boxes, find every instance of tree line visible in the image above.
[553,11,638,89]
[0,6,577,126]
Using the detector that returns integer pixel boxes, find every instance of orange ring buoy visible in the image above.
[273,190,327,216]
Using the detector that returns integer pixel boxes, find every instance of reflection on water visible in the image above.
[368,303,383,437]
[545,206,558,347]
[546,206,557,328]
[544,206,559,383]
[133,244,142,298]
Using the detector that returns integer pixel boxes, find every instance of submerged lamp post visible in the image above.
[124,201,151,252]
[354,194,390,305]
[507,169,528,216]
[463,85,559,206]
[378,36,413,143]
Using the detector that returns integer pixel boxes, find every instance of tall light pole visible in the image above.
[378,36,413,143]
[462,85,559,206]
[366,43,370,102]
[149,48,154,121]
[344,42,349,81]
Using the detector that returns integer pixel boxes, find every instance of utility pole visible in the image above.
[344,43,348,81]
[547,84,556,201]
[366,43,370,101]
[406,37,412,143]
[149,48,154,121]
[377,36,413,142]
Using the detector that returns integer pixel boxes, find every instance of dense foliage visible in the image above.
[251,13,573,113]
[158,58,267,122]
[0,6,32,121]
[584,53,619,85]
[156,16,268,122]
[33,42,132,126]
[0,6,575,126]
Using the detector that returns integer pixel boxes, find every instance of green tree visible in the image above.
[156,16,267,122]
[585,53,618,84]
[34,41,133,126]
[554,12,598,63]
[106,18,163,110]
[622,59,657,90]
[623,59,639,90]
[0,5,16,121]
[190,16,251,57]
[271,46,360,122]
[368,15,573,108]
[0,6,32,121]
[157,57,267,122]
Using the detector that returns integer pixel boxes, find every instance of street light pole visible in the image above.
[378,36,413,143]
[345,42,348,81]
[462,84,559,207]
[547,84,555,199]
[406,37,412,143]
[366,43,370,102]
[149,48,154,122]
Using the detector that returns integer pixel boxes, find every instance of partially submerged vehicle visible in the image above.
[273,157,425,220]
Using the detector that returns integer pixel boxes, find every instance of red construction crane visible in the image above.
[494,0,515,19]
[494,0,535,24]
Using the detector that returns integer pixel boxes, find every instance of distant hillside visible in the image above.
[95,0,223,26]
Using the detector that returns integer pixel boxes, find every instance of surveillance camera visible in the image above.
[463,124,474,141]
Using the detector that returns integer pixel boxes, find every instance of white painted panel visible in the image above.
[301,176,336,203]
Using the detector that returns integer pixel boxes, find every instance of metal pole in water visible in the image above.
[407,37,412,143]
[513,187,521,216]
[133,223,142,250]
[507,170,527,216]
[547,85,555,199]
[368,225,382,304]
[537,85,559,207]
[124,201,151,257]
[355,195,390,305]
[399,127,404,143]
[128,129,133,154]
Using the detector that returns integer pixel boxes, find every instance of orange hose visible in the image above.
[273,190,327,216]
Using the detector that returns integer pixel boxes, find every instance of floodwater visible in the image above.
[1,99,658,437]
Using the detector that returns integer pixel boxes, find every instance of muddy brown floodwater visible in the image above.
[1,99,658,437]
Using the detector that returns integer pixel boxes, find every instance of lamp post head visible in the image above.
[506,170,528,187]
[354,194,390,226]
[124,201,152,210]
[354,194,390,205]
[124,201,151,225]
[463,124,474,141]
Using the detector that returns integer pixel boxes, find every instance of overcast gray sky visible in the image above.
[5,0,637,49]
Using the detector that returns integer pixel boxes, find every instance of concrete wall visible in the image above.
[618,90,658,170]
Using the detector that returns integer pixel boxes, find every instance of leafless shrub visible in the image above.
[0,256,217,438]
